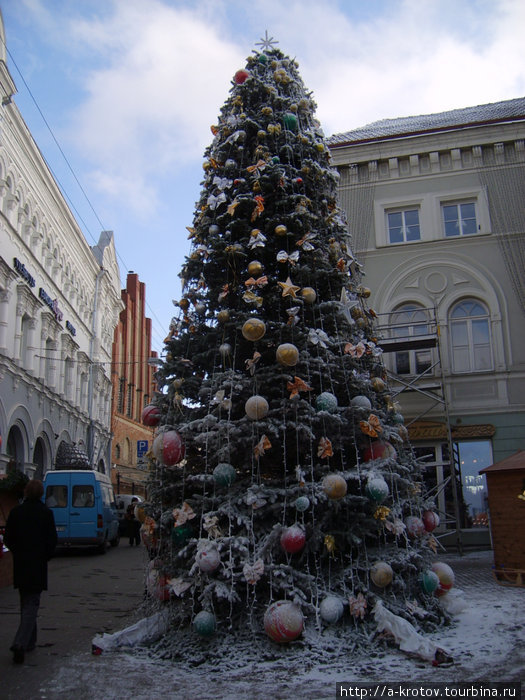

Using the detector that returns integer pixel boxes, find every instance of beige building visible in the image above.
[328,98,525,546]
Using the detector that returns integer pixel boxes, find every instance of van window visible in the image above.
[101,484,114,507]
[46,485,68,508]
[72,485,95,508]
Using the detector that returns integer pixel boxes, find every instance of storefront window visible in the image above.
[456,440,492,527]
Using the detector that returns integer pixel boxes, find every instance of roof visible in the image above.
[327,97,525,147]
[479,450,525,474]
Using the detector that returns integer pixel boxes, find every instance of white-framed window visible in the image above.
[449,299,493,373]
[390,304,433,375]
[442,201,478,237]
[386,208,421,244]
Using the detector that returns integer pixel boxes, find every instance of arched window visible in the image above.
[390,304,432,375]
[449,300,492,373]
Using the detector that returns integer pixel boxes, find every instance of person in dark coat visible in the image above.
[4,478,57,664]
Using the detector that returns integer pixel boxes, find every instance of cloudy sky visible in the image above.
[2,0,525,352]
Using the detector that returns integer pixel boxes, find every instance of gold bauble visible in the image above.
[276,343,299,367]
[245,395,269,420]
[242,318,266,342]
[301,287,317,304]
[315,143,325,153]
[370,561,393,588]
[371,377,386,392]
[172,377,184,389]
[322,474,347,500]
[357,286,371,299]
[178,298,190,311]
[274,224,288,236]
[261,106,273,117]
[351,307,363,319]
[217,310,230,324]
[247,260,263,277]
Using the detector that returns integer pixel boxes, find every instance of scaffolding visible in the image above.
[375,308,463,552]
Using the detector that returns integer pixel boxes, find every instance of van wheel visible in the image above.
[98,536,108,554]
[110,534,120,547]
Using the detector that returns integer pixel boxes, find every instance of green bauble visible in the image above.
[213,462,236,487]
[295,496,310,512]
[316,392,338,413]
[193,610,216,637]
[283,112,299,132]
[365,477,389,503]
[420,569,440,594]
[171,524,193,548]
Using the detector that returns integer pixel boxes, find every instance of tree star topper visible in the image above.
[255,31,279,52]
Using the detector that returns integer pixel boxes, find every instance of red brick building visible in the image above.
[111,272,157,497]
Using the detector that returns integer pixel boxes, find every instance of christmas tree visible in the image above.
[142,39,446,661]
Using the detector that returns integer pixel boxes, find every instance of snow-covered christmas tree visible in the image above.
[141,39,447,661]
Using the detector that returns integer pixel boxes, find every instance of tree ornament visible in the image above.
[219,343,232,357]
[365,477,389,503]
[294,495,310,512]
[276,343,299,367]
[247,260,263,277]
[213,462,236,487]
[301,287,316,304]
[193,610,216,637]
[431,562,455,593]
[171,523,193,548]
[362,441,397,462]
[274,224,288,236]
[322,473,347,500]
[146,563,170,601]
[194,301,206,315]
[196,545,221,573]
[357,285,371,298]
[280,524,306,553]
[242,317,266,341]
[348,592,367,619]
[234,68,250,84]
[374,505,390,520]
[419,569,440,594]
[152,430,185,466]
[141,404,161,427]
[422,510,440,532]
[316,391,338,413]
[283,112,299,131]
[278,276,301,298]
[370,561,394,588]
[392,412,405,424]
[243,558,264,584]
[404,516,425,538]
[351,395,372,410]
[245,395,269,420]
[371,377,386,392]
[319,596,344,624]
[209,224,220,235]
[264,600,304,643]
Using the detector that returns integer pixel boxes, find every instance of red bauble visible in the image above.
[280,525,306,554]
[422,510,440,532]
[234,69,250,84]
[264,600,304,642]
[362,441,397,462]
[405,516,425,538]
[142,404,161,427]
[152,430,185,466]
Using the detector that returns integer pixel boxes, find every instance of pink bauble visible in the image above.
[152,430,185,466]
[280,525,306,554]
[362,441,397,462]
[264,600,304,642]
[196,547,221,573]
[431,561,455,592]
[142,404,161,427]
[405,516,425,538]
[234,69,250,84]
[422,510,440,532]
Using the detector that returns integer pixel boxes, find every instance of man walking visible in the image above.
[4,478,57,664]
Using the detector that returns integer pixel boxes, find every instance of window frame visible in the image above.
[449,299,493,374]
[441,199,478,238]
[386,207,421,244]
[389,303,434,376]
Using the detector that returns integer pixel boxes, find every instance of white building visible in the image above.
[0,13,123,479]
[328,98,525,546]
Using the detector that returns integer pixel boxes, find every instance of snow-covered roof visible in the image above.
[328,97,525,147]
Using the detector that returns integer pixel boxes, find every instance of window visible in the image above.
[117,377,125,413]
[46,485,68,508]
[442,201,478,237]
[72,485,95,508]
[387,208,421,244]
[390,304,432,375]
[450,300,493,372]
[456,440,491,527]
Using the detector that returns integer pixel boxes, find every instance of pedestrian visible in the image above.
[4,478,57,664]
[126,496,141,546]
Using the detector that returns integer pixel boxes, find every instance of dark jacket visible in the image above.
[4,499,57,591]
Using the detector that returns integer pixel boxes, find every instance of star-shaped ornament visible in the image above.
[255,30,279,51]
[277,276,300,299]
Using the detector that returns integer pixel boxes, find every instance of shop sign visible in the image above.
[39,287,63,322]
[13,257,35,287]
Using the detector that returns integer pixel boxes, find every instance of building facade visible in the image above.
[0,13,123,480]
[328,98,525,545]
[111,272,157,497]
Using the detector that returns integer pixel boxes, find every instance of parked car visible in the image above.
[115,494,143,536]
[43,469,120,553]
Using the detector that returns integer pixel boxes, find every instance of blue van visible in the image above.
[43,470,120,553]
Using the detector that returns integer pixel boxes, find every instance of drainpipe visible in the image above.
[87,267,106,466]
